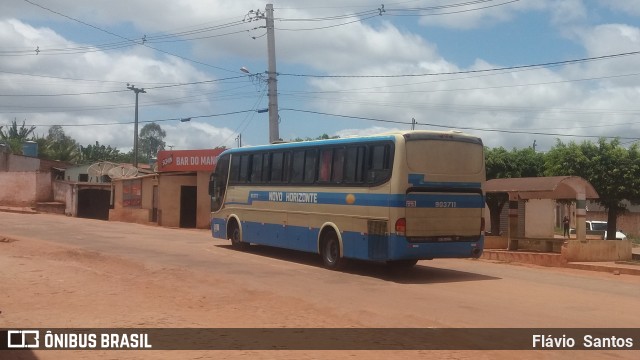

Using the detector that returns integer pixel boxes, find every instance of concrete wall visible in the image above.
[7,154,40,172]
[53,181,74,215]
[197,172,211,229]
[65,164,91,182]
[107,172,211,230]
[53,181,70,203]
[513,238,564,253]
[525,199,555,238]
[35,172,52,202]
[0,171,50,206]
[0,151,8,171]
[484,235,508,249]
[157,174,197,228]
[109,207,152,224]
[561,240,633,262]
[0,172,36,206]
[109,177,155,225]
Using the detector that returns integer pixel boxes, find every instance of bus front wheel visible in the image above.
[228,221,248,250]
[321,231,346,270]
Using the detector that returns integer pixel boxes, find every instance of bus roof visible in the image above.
[220,130,482,155]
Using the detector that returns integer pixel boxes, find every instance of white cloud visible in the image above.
[0,19,220,151]
[415,0,548,29]
[336,126,404,138]
[598,0,640,17]
[548,0,588,26]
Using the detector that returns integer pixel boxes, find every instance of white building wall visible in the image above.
[525,199,555,238]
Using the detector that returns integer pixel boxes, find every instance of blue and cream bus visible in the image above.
[209,130,485,270]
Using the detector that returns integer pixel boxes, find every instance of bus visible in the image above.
[209,130,485,270]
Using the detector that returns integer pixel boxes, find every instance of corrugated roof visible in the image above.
[485,176,599,200]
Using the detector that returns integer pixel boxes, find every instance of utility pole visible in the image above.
[411,118,416,130]
[236,134,242,148]
[127,84,146,168]
[265,4,280,143]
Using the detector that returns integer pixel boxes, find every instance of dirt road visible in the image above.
[1,212,639,359]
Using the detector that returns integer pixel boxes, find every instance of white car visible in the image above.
[586,220,627,240]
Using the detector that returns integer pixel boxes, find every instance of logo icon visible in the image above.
[7,330,40,348]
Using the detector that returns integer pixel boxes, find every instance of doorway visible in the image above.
[180,186,197,228]
[77,188,110,220]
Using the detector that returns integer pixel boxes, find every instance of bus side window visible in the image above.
[239,154,251,183]
[261,153,271,182]
[250,153,263,183]
[211,154,230,211]
[318,149,332,182]
[367,144,391,184]
[230,155,241,184]
[271,152,283,183]
[344,146,365,184]
[304,149,318,183]
[283,152,291,183]
[331,148,345,183]
[291,150,305,183]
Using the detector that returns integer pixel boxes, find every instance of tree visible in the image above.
[0,119,36,154]
[484,146,545,235]
[545,138,640,239]
[79,141,123,163]
[39,125,80,163]
[139,123,166,161]
[291,133,339,142]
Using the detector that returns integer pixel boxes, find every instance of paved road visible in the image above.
[2,213,640,359]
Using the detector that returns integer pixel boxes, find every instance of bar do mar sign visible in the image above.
[156,149,225,172]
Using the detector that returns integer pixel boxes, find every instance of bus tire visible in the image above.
[321,230,346,270]
[228,220,248,250]
[386,259,419,269]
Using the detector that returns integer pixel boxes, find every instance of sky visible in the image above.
[1,0,639,154]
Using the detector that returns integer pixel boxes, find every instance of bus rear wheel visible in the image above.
[321,231,346,270]
[228,221,248,250]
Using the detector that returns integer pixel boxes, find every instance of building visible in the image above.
[0,149,68,208]
[109,149,224,229]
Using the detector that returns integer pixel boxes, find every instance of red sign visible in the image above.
[157,149,225,172]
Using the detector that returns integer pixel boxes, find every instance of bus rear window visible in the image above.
[406,140,483,175]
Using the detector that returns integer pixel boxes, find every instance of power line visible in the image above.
[21,0,239,74]
[2,110,261,128]
[0,89,129,97]
[0,75,250,97]
[384,0,521,16]
[279,108,640,140]
[279,72,640,96]
[273,1,519,31]
[279,50,640,78]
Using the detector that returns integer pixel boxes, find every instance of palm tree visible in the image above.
[0,119,36,154]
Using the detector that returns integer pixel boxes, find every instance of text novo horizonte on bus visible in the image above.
[268,192,318,203]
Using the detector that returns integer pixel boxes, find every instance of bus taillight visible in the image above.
[395,218,406,236]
